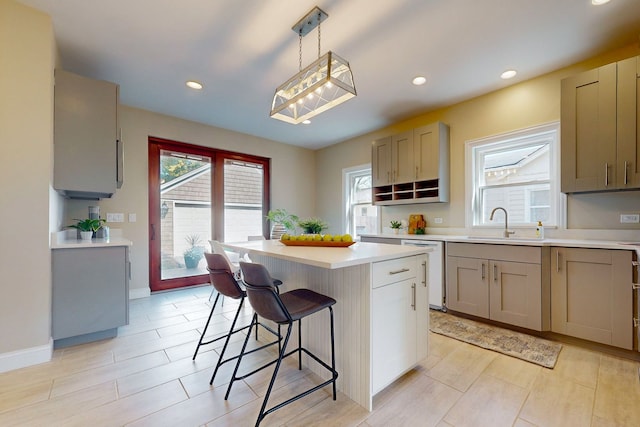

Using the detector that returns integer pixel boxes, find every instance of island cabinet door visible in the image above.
[446,256,489,318]
[489,260,542,330]
[371,277,417,394]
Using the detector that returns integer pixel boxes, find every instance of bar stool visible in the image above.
[226,261,338,427]
[191,253,279,385]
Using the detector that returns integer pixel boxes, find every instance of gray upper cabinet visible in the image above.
[54,69,121,199]
[561,56,640,193]
[372,122,449,205]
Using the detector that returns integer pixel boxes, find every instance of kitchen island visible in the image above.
[223,240,431,411]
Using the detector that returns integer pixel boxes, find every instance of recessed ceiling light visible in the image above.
[412,76,427,86]
[592,0,611,5]
[302,120,311,125]
[186,80,203,90]
[500,70,517,79]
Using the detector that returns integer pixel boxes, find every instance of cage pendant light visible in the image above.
[270,6,356,124]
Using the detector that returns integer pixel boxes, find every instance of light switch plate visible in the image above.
[434,217,443,224]
[128,213,136,222]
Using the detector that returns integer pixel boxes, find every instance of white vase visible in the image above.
[80,231,93,240]
[270,224,287,240]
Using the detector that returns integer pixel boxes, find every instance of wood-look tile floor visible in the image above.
[2,285,640,426]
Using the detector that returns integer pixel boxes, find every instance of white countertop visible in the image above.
[360,233,640,251]
[222,240,431,269]
[51,230,132,249]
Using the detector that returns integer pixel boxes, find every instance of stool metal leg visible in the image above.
[224,313,258,399]
[297,319,302,370]
[209,297,245,384]
[192,292,221,360]
[329,306,337,400]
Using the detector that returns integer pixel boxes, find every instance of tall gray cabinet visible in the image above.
[561,55,640,192]
[54,69,122,199]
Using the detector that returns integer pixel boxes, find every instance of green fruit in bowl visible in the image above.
[281,234,290,241]
[289,235,298,241]
[322,234,333,242]
[333,235,342,243]
[342,234,353,242]
[313,234,322,241]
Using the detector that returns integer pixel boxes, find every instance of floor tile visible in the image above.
[426,342,497,392]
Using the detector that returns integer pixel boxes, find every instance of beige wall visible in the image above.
[0,0,54,364]
[64,106,317,294]
[317,44,640,237]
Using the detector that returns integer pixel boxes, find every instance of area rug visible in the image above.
[430,310,562,368]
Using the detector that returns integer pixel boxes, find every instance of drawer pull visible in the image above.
[422,261,427,287]
[389,268,410,275]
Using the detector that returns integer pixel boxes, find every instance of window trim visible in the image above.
[342,164,379,237]
[464,122,565,230]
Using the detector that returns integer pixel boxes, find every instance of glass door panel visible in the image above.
[159,150,211,281]
[223,159,264,241]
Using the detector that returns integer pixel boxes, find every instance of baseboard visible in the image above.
[0,339,53,374]
[130,287,150,300]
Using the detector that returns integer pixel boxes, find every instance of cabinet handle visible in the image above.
[411,283,416,310]
[556,250,560,273]
[151,224,156,241]
[493,264,498,282]
[624,161,629,185]
[415,165,419,180]
[389,268,410,275]
[422,261,427,287]
[605,163,609,187]
[387,171,390,184]
[481,263,486,280]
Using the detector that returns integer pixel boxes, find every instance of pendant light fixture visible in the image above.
[270,6,357,124]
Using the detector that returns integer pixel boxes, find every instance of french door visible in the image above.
[148,137,270,292]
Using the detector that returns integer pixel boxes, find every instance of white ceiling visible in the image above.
[18,0,640,149]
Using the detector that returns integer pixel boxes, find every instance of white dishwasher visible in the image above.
[401,239,445,310]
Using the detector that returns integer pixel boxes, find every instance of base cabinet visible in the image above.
[551,247,633,349]
[371,255,428,394]
[52,246,130,346]
[446,243,549,331]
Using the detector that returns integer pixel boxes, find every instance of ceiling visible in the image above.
[18,0,640,149]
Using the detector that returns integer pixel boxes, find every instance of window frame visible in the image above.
[342,164,379,238]
[465,122,564,230]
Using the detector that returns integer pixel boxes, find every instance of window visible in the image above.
[344,165,378,237]
[466,122,561,228]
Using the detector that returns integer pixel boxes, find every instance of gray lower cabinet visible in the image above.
[52,246,129,347]
[446,243,549,331]
[551,247,633,349]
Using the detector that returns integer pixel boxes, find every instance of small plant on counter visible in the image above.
[390,220,402,229]
[183,234,205,269]
[297,217,328,234]
[69,218,106,233]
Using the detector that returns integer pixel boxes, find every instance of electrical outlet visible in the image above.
[620,214,640,224]
[107,213,125,223]
[434,217,443,224]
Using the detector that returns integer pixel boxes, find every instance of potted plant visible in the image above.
[183,234,205,269]
[266,209,299,239]
[69,218,106,240]
[298,217,328,235]
[390,220,402,234]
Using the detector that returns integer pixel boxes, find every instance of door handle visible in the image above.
[624,161,629,185]
[151,223,156,240]
[411,283,416,310]
[493,264,498,282]
[605,163,609,187]
[422,261,427,286]
[481,263,486,280]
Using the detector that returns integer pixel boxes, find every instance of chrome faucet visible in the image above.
[489,207,515,238]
